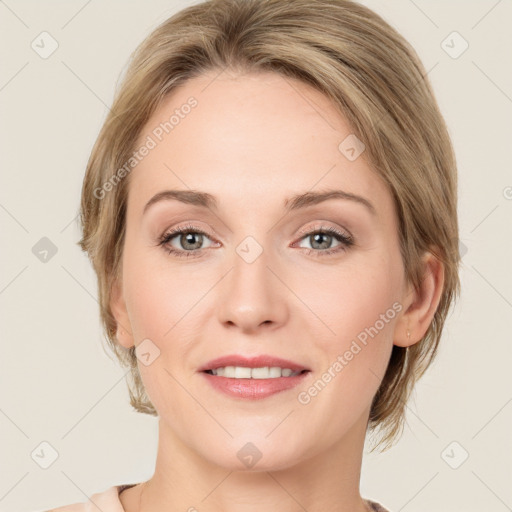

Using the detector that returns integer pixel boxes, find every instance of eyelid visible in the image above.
[158,222,217,244]
[295,222,352,239]
[293,222,355,251]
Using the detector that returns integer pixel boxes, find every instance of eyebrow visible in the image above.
[284,189,376,216]
[142,188,376,216]
[143,190,217,214]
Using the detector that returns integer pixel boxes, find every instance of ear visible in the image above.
[110,278,135,349]
[394,249,445,347]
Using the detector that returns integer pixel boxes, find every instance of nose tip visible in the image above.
[217,252,289,333]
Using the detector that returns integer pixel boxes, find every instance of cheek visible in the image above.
[301,254,402,384]
[306,256,401,336]
[122,239,198,340]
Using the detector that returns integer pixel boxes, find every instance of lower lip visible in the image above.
[200,371,309,399]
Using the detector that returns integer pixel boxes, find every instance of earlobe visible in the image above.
[394,250,445,348]
[110,279,134,349]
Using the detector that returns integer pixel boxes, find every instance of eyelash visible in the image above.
[157,223,354,259]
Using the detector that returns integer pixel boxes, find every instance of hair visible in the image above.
[78,0,461,452]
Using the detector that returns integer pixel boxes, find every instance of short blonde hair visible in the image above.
[79,0,461,451]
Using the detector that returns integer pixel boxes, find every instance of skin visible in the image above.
[112,69,444,512]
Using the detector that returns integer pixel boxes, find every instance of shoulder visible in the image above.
[364,499,392,512]
[45,484,133,512]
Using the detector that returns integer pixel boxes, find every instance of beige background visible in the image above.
[1,1,511,511]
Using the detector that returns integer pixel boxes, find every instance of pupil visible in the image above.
[312,233,330,249]
[183,232,202,250]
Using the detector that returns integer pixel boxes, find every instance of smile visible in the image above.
[204,366,306,378]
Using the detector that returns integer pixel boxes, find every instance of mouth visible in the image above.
[203,367,309,378]
[199,354,311,399]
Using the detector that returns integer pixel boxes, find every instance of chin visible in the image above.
[196,433,311,473]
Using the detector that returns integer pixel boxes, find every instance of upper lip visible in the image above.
[198,354,310,373]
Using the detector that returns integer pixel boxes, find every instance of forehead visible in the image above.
[127,70,392,218]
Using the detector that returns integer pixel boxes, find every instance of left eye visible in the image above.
[294,226,353,255]
[158,226,215,256]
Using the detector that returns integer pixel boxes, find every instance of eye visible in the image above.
[157,223,354,259]
[294,225,354,257]
[157,223,217,258]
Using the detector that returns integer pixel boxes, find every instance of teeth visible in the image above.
[208,366,301,378]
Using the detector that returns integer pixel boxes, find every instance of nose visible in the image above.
[217,243,289,334]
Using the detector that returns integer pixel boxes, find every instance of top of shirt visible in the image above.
[47,484,391,512]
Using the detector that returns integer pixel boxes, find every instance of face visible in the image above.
[113,70,411,471]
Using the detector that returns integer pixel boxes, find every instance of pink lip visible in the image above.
[198,354,309,373]
[198,354,310,400]
[201,372,309,400]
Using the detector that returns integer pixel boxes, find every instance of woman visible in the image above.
[50,0,460,510]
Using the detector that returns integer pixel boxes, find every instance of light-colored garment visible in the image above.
[47,485,129,512]
[46,484,391,511]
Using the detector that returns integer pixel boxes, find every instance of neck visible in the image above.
[134,412,371,512]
